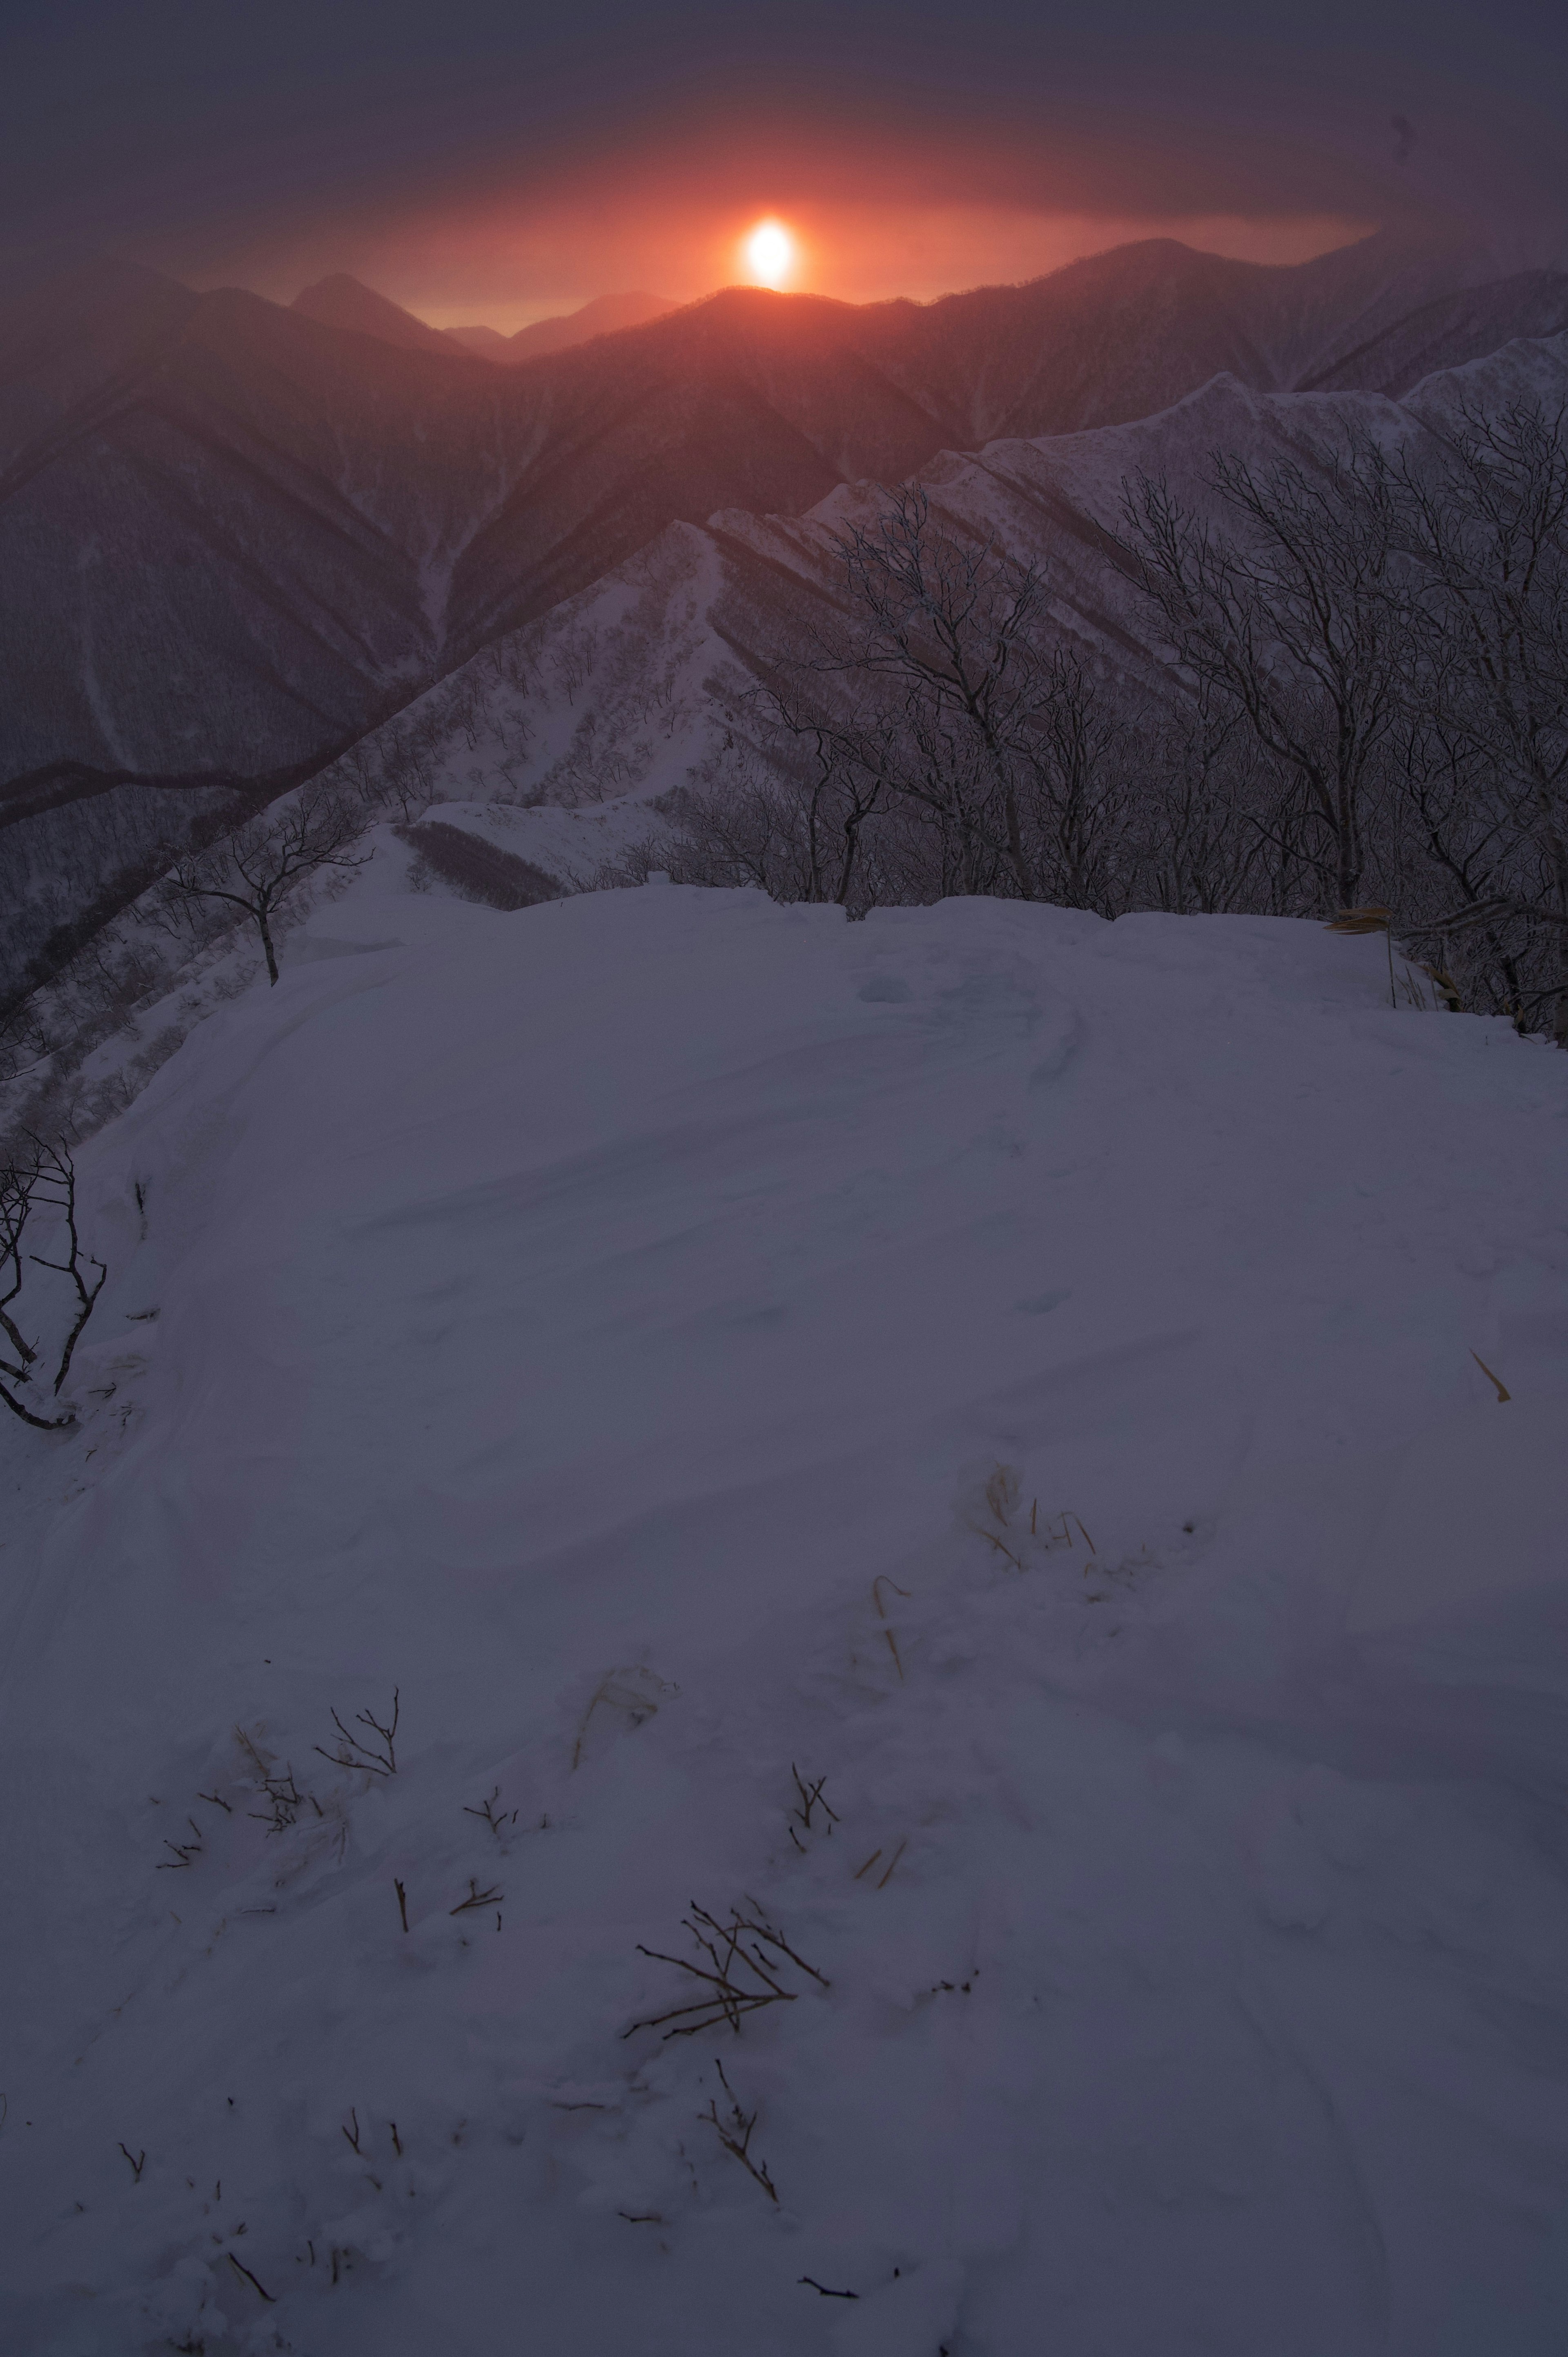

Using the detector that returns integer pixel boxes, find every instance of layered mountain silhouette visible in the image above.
[449,291,678,360]
[294,275,678,364]
[4,230,1566,988]
[291,272,477,358]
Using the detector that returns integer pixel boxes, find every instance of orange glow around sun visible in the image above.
[742,218,796,288]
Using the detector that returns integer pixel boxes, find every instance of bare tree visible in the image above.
[0,1139,106,1430]
[159,788,369,984]
[1393,399,1568,1038]
[1120,433,1410,912]
[817,487,1055,899]
[600,421,1568,1013]
[745,690,892,908]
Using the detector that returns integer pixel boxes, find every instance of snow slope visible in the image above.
[2,872,1568,2355]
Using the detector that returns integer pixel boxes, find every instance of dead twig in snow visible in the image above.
[872,1577,909,1678]
[118,2143,145,2181]
[701,2060,778,2203]
[450,1878,503,1915]
[314,1689,399,1779]
[789,1765,840,1837]
[463,1785,518,1840]
[227,2253,274,2303]
[155,1818,205,1870]
[1471,1350,1511,1402]
[800,2277,860,2299]
[625,1903,826,2040]
[234,1729,318,1833]
[394,1879,409,1933]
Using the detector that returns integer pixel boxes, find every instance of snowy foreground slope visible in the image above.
[3,876,1568,2357]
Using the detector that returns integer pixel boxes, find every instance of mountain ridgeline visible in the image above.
[2,228,1566,991]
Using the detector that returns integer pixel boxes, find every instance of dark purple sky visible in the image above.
[6,0,1565,326]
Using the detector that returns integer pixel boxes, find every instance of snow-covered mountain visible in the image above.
[2,853,1565,2353]
[270,322,1568,882]
[4,232,1566,992]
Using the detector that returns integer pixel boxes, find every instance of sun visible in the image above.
[742,219,795,289]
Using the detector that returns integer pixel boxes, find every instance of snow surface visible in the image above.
[3,870,1568,2356]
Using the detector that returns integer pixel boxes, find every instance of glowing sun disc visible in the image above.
[744,219,795,288]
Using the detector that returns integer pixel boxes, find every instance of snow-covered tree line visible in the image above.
[609,401,1568,1039]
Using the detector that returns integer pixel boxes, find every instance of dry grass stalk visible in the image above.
[876,1840,907,1889]
[872,1575,909,1679]
[450,1877,503,1915]
[227,2253,274,2303]
[571,1668,667,1768]
[788,1765,840,1849]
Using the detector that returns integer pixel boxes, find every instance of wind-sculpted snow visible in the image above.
[2,870,1566,2352]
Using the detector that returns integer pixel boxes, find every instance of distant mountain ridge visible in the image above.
[299,276,677,363]
[4,229,1566,990]
[458,291,679,361]
[290,272,470,357]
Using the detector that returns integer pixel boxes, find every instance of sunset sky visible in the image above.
[6,0,1566,330]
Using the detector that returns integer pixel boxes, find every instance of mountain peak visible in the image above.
[290,272,461,357]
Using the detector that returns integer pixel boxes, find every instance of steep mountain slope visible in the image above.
[1303,269,1568,393]
[4,232,1564,990]
[3,865,1566,2352]
[296,327,1568,854]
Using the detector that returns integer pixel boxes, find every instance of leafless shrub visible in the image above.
[788,1765,839,1849]
[625,1903,827,2040]
[314,1689,400,1779]
[233,1728,320,1831]
[0,1137,106,1430]
[464,1785,518,1840]
[700,2059,778,2202]
[449,1877,503,1916]
[155,1817,205,1871]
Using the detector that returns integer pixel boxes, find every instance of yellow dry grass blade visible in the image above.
[1326,906,1393,936]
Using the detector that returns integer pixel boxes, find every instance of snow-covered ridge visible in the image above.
[2,867,1566,2350]
[306,326,1568,885]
